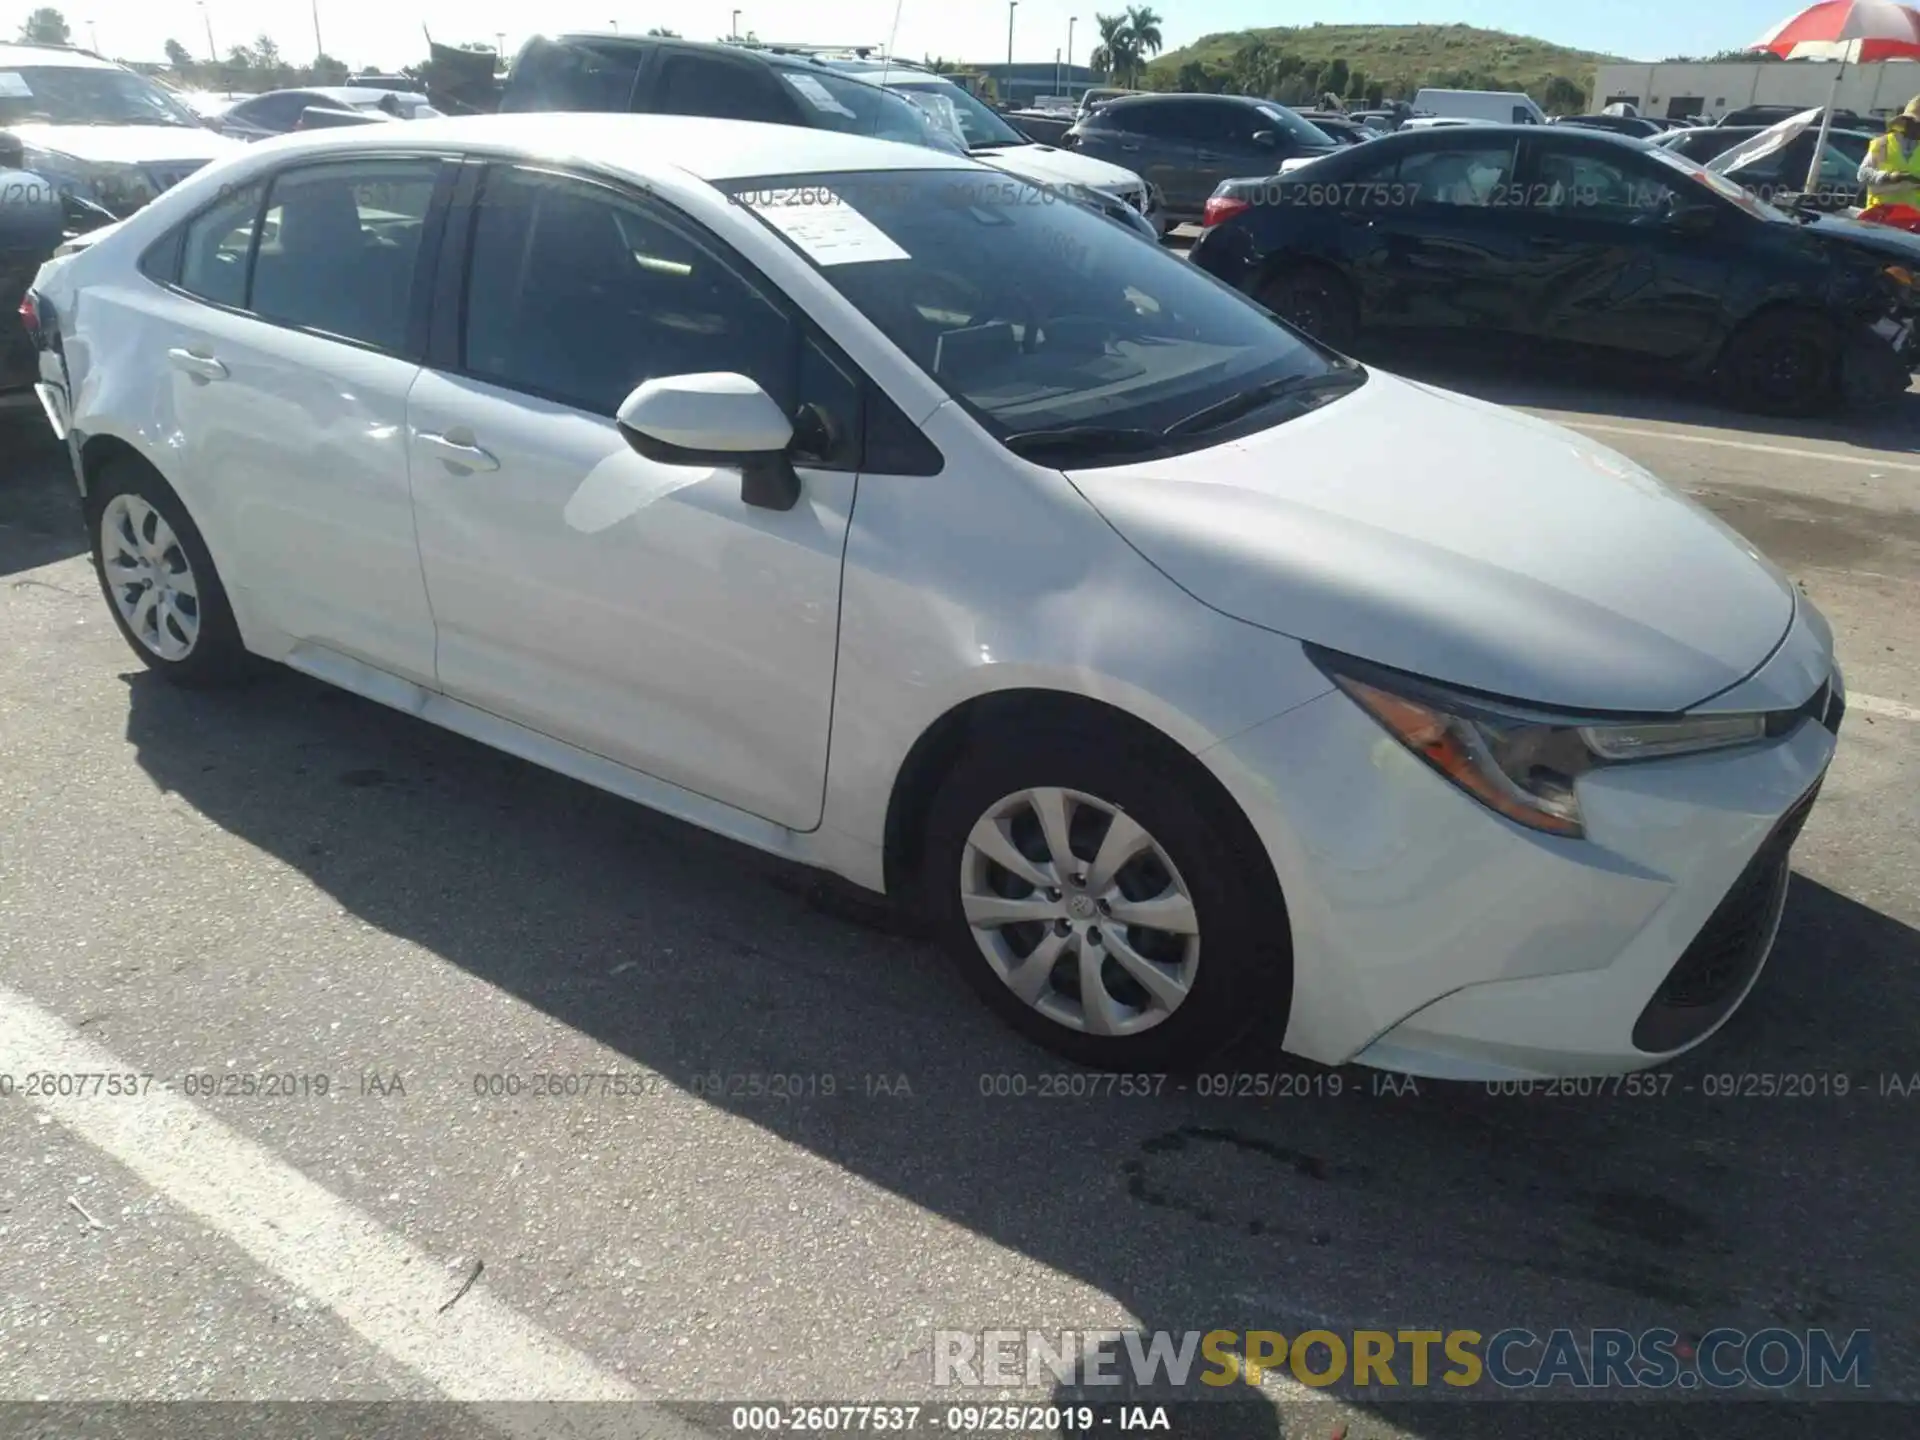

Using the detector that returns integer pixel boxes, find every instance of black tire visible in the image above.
[86,455,253,686]
[921,719,1291,1072]
[1715,309,1841,416]
[1257,263,1359,352]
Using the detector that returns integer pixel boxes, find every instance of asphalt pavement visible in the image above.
[1,352,1917,1440]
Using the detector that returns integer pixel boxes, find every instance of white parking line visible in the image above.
[1855,691,1920,723]
[0,982,642,1408]
[1556,421,1920,474]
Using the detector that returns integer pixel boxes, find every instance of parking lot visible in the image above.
[1,351,1917,1436]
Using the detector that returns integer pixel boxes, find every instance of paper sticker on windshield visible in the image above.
[784,74,857,119]
[0,73,33,97]
[746,190,909,266]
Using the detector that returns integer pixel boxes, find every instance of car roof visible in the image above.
[0,41,120,69]
[1362,122,1650,148]
[1107,92,1268,107]
[250,111,980,181]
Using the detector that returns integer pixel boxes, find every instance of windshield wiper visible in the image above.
[1163,367,1367,438]
[969,138,1023,150]
[1003,426,1170,462]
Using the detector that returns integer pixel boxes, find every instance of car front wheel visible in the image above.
[921,722,1290,1071]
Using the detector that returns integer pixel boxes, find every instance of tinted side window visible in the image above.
[1101,101,1175,138]
[654,54,792,123]
[1535,148,1674,222]
[462,167,798,417]
[505,38,642,112]
[177,182,264,308]
[1181,103,1238,143]
[250,161,438,352]
[1398,143,1520,207]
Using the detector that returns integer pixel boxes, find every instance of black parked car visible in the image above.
[1066,94,1339,223]
[1298,112,1382,146]
[1708,123,1876,212]
[501,34,956,153]
[1189,125,1920,412]
[1654,124,1765,163]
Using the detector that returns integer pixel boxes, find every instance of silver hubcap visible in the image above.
[100,495,200,662]
[960,787,1200,1037]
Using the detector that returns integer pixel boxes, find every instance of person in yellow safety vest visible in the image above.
[1859,99,1920,208]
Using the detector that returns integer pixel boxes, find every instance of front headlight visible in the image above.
[19,147,157,218]
[1313,651,1769,840]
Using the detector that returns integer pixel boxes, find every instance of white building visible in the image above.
[1593,60,1920,122]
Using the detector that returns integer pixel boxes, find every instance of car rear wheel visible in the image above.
[1717,309,1840,416]
[921,722,1290,1071]
[1258,263,1359,351]
[88,457,252,686]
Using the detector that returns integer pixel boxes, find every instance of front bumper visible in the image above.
[1202,660,1841,1081]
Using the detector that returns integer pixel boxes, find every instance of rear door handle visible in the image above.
[417,428,500,473]
[166,347,227,382]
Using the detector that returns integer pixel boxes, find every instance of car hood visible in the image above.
[8,122,240,165]
[1796,211,1920,264]
[1064,372,1796,713]
[976,143,1142,194]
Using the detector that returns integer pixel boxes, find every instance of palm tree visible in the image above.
[1090,12,1134,85]
[1124,5,1163,84]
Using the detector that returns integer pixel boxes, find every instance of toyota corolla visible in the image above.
[25,114,1843,1078]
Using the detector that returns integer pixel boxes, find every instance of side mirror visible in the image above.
[0,129,22,169]
[1251,129,1280,148]
[616,372,801,512]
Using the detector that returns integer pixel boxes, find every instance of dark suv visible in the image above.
[1066,94,1339,223]
[500,35,960,153]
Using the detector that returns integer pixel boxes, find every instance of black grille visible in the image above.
[1631,779,1823,1054]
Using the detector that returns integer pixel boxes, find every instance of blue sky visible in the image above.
[6,0,1823,72]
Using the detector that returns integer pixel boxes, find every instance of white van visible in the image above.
[1412,88,1548,126]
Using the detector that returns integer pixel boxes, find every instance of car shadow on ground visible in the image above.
[114,663,1920,1433]
[1352,338,1920,455]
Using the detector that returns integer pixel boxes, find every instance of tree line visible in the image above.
[1145,38,1590,113]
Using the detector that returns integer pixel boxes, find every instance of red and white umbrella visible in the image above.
[1753,0,1920,61]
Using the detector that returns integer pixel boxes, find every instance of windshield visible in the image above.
[0,65,202,128]
[885,77,1026,148]
[1255,102,1337,149]
[726,169,1348,458]
[775,69,967,155]
[1645,146,1791,222]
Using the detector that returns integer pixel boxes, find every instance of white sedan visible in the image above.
[24,113,1843,1077]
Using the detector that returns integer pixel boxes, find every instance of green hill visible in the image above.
[1146,23,1626,107]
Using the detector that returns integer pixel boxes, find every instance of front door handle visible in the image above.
[166,347,227,382]
[417,428,500,472]
[1196,150,1224,162]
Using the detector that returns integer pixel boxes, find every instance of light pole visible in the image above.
[1006,1,1016,68]
[496,33,505,62]
[732,10,741,39]
[86,19,99,51]
[311,0,323,61]
[1067,15,1076,72]
[1053,46,1060,101]
[198,0,216,64]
